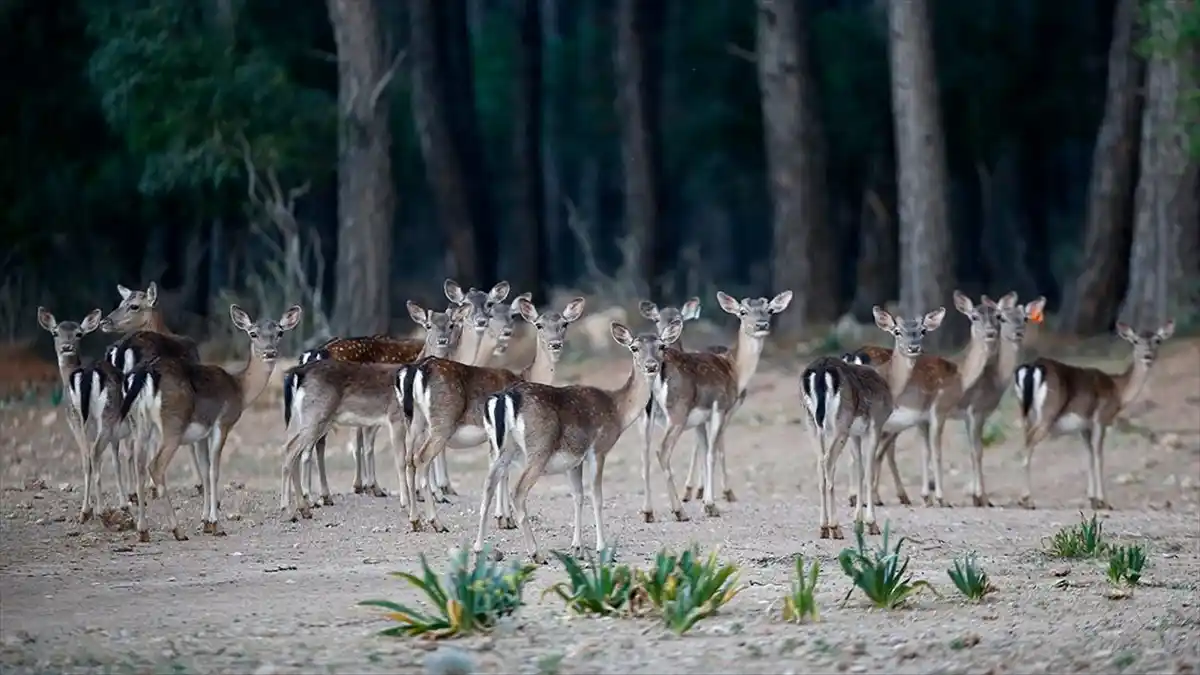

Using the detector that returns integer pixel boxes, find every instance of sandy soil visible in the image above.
[1,342,1199,675]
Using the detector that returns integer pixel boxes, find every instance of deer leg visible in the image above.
[654,421,691,521]
[1091,421,1111,510]
[879,435,907,505]
[391,418,410,508]
[638,411,657,521]
[929,413,950,507]
[148,434,188,541]
[365,426,385,497]
[350,429,364,494]
[489,420,515,530]
[192,438,212,531]
[701,405,724,518]
[410,432,450,532]
[567,462,586,556]
[589,449,609,553]
[189,442,205,496]
[281,429,316,521]
[1018,423,1051,509]
[205,425,231,535]
[315,436,333,506]
[846,440,860,508]
[815,430,830,538]
[861,428,881,534]
[915,421,935,506]
[402,416,426,513]
[510,450,549,565]
[966,410,992,507]
[435,453,457,497]
[74,417,95,524]
[106,437,128,511]
[850,437,865,530]
[683,432,704,502]
[823,433,849,540]
[300,444,314,502]
[132,430,151,542]
[473,442,518,555]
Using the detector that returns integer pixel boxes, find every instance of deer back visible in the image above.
[289,359,400,426]
[506,381,623,457]
[156,359,242,429]
[108,331,200,372]
[1025,357,1121,427]
[319,336,425,364]
[658,349,739,419]
[417,357,524,428]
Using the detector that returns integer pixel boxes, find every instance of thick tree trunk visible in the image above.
[850,156,898,321]
[541,0,564,286]
[756,0,837,335]
[886,0,957,349]
[410,0,482,286]
[327,0,396,336]
[1060,0,1143,335]
[512,0,548,299]
[615,0,667,297]
[1120,4,1200,328]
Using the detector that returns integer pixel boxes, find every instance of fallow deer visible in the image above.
[1013,318,1174,510]
[801,354,894,539]
[100,282,204,500]
[120,304,302,541]
[398,296,586,532]
[36,307,116,521]
[638,290,793,523]
[475,319,682,562]
[845,293,996,507]
[281,301,467,517]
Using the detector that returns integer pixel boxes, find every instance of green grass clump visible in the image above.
[1044,512,1107,559]
[1106,544,1147,586]
[360,547,536,639]
[635,545,742,634]
[782,554,820,623]
[838,521,935,609]
[544,547,637,616]
[947,552,995,601]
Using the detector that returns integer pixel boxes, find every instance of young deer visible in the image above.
[36,307,114,520]
[296,280,513,499]
[100,282,204,499]
[283,302,467,516]
[1014,319,1174,510]
[120,304,302,541]
[486,293,532,358]
[638,290,793,523]
[399,296,586,532]
[801,355,894,539]
[475,319,682,562]
[846,293,995,508]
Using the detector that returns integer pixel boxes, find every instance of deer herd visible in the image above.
[35,280,1174,562]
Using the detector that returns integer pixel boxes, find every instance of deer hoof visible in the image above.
[937,498,952,508]
[410,520,423,532]
[866,522,881,536]
[137,530,150,543]
[819,526,830,539]
[897,494,912,506]
[872,498,884,507]
[78,509,94,524]
[127,493,139,506]
[434,493,452,505]
[642,511,655,523]
[353,484,365,494]
[148,485,160,499]
[212,527,227,537]
[681,487,694,502]
[299,506,314,520]
[829,525,844,540]
[496,516,516,530]
[370,486,387,498]
[847,495,858,507]
[694,487,705,501]
[1090,498,1112,510]
[321,495,335,506]
[922,495,934,507]
[172,527,189,541]
[308,499,322,510]
[531,552,548,565]
[704,503,720,518]
[442,485,459,497]
[202,521,215,534]
[673,509,690,522]
[193,484,204,496]
[723,488,737,503]
[429,519,449,534]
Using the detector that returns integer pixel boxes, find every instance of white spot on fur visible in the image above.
[1031,372,1048,425]
[822,372,842,433]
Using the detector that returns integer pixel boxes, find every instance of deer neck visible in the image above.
[886,346,918,398]
[613,366,653,431]
[234,353,276,407]
[1114,358,1153,410]
[451,327,486,365]
[727,330,766,394]
[476,329,503,366]
[994,338,1023,388]
[520,340,558,385]
[956,335,994,393]
[56,353,82,390]
[139,311,171,335]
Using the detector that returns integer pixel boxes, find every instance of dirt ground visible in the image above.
[1,341,1199,675]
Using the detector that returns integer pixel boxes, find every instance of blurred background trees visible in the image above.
[2,0,1197,348]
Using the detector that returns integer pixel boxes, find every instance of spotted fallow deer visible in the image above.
[281,301,467,517]
[638,290,793,523]
[476,319,682,562]
[119,304,302,541]
[1014,318,1174,510]
[398,296,586,533]
[801,354,894,539]
[36,307,116,521]
[295,280,515,500]
[844,292,995,507]
[100,282,204,500]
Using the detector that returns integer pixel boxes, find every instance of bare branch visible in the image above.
[725,42,757,63]
[370,49,408,111]
[237,133,263,207]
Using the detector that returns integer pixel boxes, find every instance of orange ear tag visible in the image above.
[1029,307,1044,325]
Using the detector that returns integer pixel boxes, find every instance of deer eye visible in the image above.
[739,309,748,316]
[892,328,902,336]
[535,322,544,330]
[630,345,640,353]
[249,331,259,339]
[129,305,140,311]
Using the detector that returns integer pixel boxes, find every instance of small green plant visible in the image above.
[947,552,995,601]
[359,547,536,639]
[980,420,1006,448]
[544,547,637,615]
[782,554,820,623]
[1044,512,1107,559]
[1106,544,1147,586]
[635,545,742,634]
[837,521,935,609]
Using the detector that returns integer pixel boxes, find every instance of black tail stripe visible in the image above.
[401,365,419,420]
[119,370,150,421]
[491,394,508,453]
[72,368,92,422]
[283,371,298,427]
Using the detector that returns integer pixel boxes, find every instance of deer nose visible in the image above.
[754,321,770,332]
[645,362,660,374]
[436,337,450,346]
[474,317,489,328]
[905,345,921,356]
[548,340,563,352]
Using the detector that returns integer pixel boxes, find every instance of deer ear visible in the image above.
[117,285,132,301]
[279,305,303,331]
[716,291,741,315]
[406,301,430,327]
[229,304,254,332]
[638,300,659,321]
[872,305,895,332]
[680,297,702,321]
[81,309,103,334]
[1024,296,1046,321]
[998,291,1019,309]
[443,279,465,304]
[517,297,539,324]
[952,290,973,314]
[610,322,634,347]
[37,306,57,333]
[1115,322,1137,343]
[660,318,683,345]
[561,297,586,323]
[144,282,158,307]
[1156,319,1175,341]
[488,281,511,304]
[922,307,947,331]
[768,290,793,314]
[511,293,532,317]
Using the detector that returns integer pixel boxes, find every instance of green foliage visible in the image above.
[1138,0,1200,159]
[82,0,333,195]
[947,552,995,601]
[544,548,638,616]
[634,545,742,635]
[980,420,1007,448]
[1106,544,1147,586]
[359,548,536,639]
[782,555,820,623]
[838,521,935,609]
[1043,512,1108,559]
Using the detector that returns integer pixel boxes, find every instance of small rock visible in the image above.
[228,513,243,521]
[252,663,278,675]
[850,666,868,674]
[1049,567,1071,577]
[40,412,57,427]
[363,557,382,565]
[1156,432,1183,449]
[24,478,46,491]
[57,482,74,492]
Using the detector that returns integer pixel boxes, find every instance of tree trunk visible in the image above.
[756,0,837,335]
[327,0,396,336]
[541,0,564,286]
[850,156,898,321]
[1120,3,1200,328]
[410,0,482,287]
[615,0,666,297]
[512,0,548,299]
[886,0,958,349]
[1059,0,1143,335]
